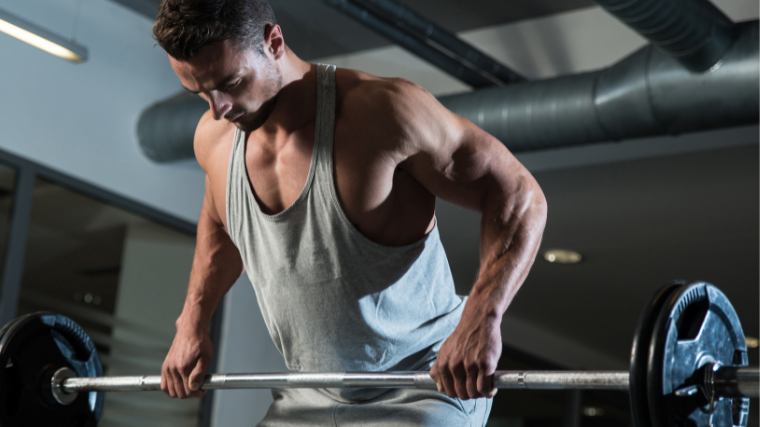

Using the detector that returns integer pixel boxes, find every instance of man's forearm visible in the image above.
[470,173,547,318]
[178,210,244,331]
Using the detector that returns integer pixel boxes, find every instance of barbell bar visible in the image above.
[53,366,757,395]
[0,281,757,427]
[56,369,633,394]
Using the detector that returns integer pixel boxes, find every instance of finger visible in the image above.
[439,367,457,399]
[161,367,173,397]
[172,368,187,399]
[163,365,177,398]
[188,358,208,396]
[450,362,469,399]
[466,365,480,399]
[477,371,497,399]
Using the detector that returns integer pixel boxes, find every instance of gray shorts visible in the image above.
[257,387,492,427]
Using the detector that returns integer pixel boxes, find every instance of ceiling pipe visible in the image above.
[321,0,524,88]
[592,0,736,72]
[438,21,757,153]
[348,0,525,85]
[137,92,206,163]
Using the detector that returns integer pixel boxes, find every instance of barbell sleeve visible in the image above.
[58,368,756,396]
[712,366,760,398]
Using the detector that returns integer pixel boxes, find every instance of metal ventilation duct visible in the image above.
[137,92,207,163]
[593,0,736,72]
[438,21,758,153]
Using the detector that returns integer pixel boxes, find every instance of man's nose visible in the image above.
[208,93,232,120]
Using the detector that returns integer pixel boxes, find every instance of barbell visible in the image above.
[0,281,756,427]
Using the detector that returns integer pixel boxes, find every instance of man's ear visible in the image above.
[264,24,285,60]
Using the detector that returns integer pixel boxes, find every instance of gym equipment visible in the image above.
[0,281,756,427]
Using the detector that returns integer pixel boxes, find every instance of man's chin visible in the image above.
[233,115,265,133]
[234,96,279,133]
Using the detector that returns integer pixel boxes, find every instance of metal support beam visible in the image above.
[322,0,524,88]
[352,0,524,85]
[0,168,35,325]
[564,389,582,427]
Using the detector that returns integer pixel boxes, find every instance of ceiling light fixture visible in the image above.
[746,337,759,349]
[0,8,87,63]
[543,249,583,264]
[582,407,604,417]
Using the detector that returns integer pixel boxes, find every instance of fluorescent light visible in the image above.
[0,8,87,62]
[543,249,583,264]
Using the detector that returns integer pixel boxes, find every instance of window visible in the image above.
[0,150,215,427]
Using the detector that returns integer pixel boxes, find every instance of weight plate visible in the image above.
[630,283,682,427]
[0,315,24,343]
[0,312,104,427]
[648,282,749,427]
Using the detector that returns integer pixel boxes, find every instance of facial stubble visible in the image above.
[235,61,283,133]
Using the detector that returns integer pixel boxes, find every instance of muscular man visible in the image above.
[155,0,547,425]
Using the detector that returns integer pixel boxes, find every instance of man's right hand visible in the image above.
[161,320,213,399]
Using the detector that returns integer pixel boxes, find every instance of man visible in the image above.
[155,0,547,425]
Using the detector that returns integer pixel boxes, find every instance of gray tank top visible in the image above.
[225,64,465,379]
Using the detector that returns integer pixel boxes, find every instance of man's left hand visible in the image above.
[430,296,502,400]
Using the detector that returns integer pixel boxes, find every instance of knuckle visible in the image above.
[447,361,461,374]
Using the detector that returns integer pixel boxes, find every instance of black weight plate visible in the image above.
[0,312,104,427]
[648,282,749,427]
[0,316,24,344]
[630,283,682,427]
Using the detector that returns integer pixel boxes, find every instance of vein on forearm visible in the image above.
[471,171,546,318]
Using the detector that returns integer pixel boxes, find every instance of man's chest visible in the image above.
[211,129,435,246]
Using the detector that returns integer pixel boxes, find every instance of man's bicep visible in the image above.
[201,175,224,225]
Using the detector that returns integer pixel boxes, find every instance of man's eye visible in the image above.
[224,80,241,91]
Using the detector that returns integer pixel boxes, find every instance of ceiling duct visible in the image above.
[593,0,736,72]
[137,92,207,163]
[137,1,758,162]
[439,21,757,153]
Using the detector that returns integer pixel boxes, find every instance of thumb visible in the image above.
[189,358,208,391]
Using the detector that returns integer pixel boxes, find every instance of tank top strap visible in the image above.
[313,63,337,186]
[225,126,246,238]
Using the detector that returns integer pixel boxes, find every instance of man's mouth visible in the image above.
[226,112,245,122]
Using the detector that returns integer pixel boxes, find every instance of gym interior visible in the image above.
[0,0,757,426]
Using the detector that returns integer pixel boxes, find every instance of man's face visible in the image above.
[169,39,283,132]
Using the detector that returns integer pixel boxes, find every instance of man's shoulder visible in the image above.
[335,68,429,115]
[194,110,235,172]
[334,68,440,146]
[334,68,452,155]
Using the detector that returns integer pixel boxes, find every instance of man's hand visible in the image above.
[430,294,502,400]
[161,319,213,399]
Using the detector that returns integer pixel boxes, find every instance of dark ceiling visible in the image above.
[111,0,595,59]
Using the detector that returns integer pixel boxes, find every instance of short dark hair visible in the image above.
[153,0,277,60]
